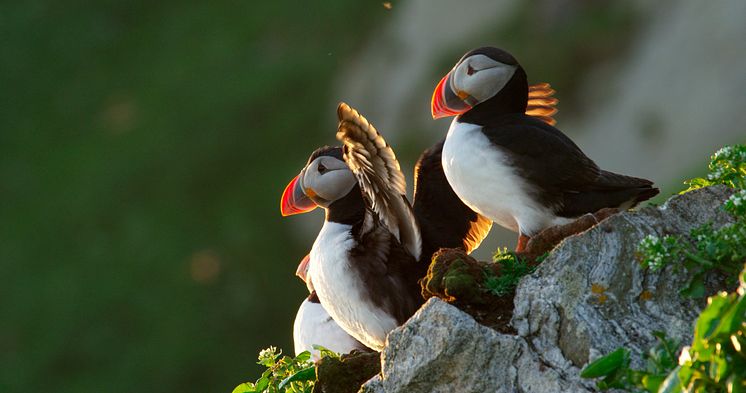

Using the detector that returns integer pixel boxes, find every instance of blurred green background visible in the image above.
[2,1,744,392]
[0,2,383,392]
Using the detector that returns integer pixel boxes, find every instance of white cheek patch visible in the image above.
[302,157,357,203]
[314,169,356,202]
[467,63,516,103]
[451,54,517,105]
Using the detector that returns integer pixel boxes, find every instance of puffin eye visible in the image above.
[466,64,476,76]
[318,163,327,174]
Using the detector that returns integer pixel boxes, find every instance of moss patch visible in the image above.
[420,249,517,333]
[313,350,380,393]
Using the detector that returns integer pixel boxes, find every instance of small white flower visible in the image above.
[678,346,692,365]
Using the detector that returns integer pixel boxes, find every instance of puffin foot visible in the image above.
[515,233,530,253]
[519,208,620,261]
[592,207,620,222]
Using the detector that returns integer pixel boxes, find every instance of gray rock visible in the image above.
[361,298,591,393]
[361,186,735,393]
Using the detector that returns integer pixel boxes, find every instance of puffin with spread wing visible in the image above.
[280,113,422,350]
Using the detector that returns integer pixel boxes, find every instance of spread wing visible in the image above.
[526,83,558,126]
[336,102,422,261]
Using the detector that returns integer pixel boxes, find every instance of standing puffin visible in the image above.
[415,82,559,258]
[431,47,659,251]
[292,254,367,358]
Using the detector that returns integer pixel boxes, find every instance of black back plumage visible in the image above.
[478,113,659,217]
[347,222,425,324]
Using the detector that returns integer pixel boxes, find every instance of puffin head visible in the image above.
[280,146,357,216]
[431,47,525,119]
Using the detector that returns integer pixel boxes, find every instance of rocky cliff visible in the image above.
[360,186,735,393]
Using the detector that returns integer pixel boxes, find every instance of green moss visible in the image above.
[421,249,494,305]
[314,351,380,393]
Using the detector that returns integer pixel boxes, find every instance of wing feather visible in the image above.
[336,102,422,260]
[527,83,559,126]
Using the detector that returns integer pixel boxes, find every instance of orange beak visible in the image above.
[431,71,473,119]
[280,173,317,216]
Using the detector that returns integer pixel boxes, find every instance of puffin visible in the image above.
[431,46,659,251]
[292,254,367,359]
[415,82,559,258]
[283,84,558,260]
[280,114,423,350]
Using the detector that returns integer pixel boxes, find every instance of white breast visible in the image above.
[442,120,570,236]
[308,221,398,351]
[293,298,365,359]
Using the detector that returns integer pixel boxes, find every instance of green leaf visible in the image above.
[682,178,709,193]
[677,365,694,386]
[647,331,679,372]
[312,344,340,359]
[581,348,629,378]
[695,293,731,341]
[680,278,706,298]
[716,293,746,335]
[641,374,666,392]
[658,367,684,393]
[711,354,730,383]
[727,374,746,393]
[294,351,312,363]
[254,375,270,392]
[231,382,257,393]
[278,366,316,389]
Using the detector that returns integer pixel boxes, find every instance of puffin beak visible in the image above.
[296,254,311,282]
[431,71,473,119]
[280,173,317,216]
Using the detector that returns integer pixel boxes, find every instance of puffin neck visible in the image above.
[457,66,528,126]
[325,184,366,225]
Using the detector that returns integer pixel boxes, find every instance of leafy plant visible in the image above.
[484,248,537,296]
[683,144,746,192]
[581,264,746,392]
[636,191,746,297]
[582,145,746,392]
[636,144,746,297]
[232,346,335,393]
[580,332,680,392]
